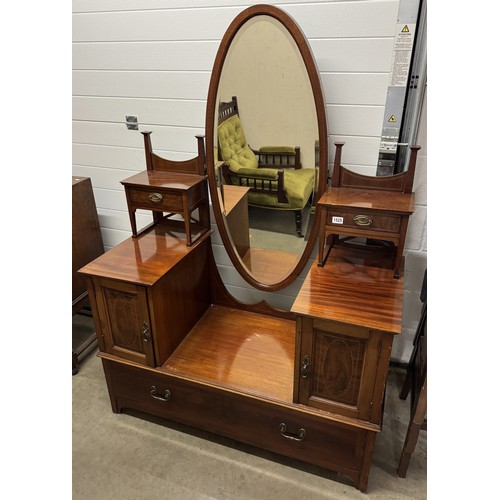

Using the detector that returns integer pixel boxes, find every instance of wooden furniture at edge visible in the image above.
[317,142,420,278]
[217,183,250,258]
[398,279,427,477]
[121,132,210,246]
[72,176,105,374]
[79,220,404,492]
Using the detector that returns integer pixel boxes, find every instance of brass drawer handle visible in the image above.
[353,214,373,226]
[150,386,171,402]
[279,423,306,441]
[148,192,163,203]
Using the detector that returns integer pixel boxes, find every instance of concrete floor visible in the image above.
[72,319,426,500]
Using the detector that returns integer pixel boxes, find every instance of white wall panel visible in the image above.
[73,143,145,171]
[73,96,206,128]
[72,164,134,191]
[311,39,394,73]
[73,121,204,153]
[320,73,389,105]
[73,41,219,71]
[330,135,381,167]
[100,227,132,249]
[72,0,242,12]
[98,208,151,233]
[327,105,385,137]
[93,187,129,211]
[284,1,399,38]
[73,8,237,42]
[73,70,211,100]
[73,0,395,15]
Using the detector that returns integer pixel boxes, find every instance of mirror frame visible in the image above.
[205,4,328,292]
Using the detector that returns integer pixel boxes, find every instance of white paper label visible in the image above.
[331,216,343,224]
[390,24,416,87]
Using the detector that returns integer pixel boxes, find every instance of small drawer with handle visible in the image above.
[129,187,183,211]
[326,208,401,234]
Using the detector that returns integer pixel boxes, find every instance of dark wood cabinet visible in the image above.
[72,176,105,374]
[292,247,402,430]
[72,176,104,314]
[82,222,213,367]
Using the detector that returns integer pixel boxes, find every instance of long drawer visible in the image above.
[102,357,378,489]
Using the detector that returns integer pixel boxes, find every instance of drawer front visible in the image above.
[103,358,371,481]
[129,187,183,212]
[326,208,400,234]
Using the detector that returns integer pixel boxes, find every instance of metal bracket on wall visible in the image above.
[125,115,139,130]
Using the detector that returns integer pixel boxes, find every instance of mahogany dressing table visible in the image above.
[79,5,410,492]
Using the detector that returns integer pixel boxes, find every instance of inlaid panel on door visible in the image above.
[296,317,383,421]
[93,278,156,367]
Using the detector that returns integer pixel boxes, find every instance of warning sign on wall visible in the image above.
[390,23,416,87]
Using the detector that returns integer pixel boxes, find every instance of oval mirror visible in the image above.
[206,4,328,291]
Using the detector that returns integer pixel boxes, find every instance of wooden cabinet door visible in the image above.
[94,278,156,367]
[296,316,385,422]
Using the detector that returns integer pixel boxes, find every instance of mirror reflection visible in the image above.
[215,15,319,285]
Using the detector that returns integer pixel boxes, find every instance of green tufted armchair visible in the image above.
[217,97,315,237]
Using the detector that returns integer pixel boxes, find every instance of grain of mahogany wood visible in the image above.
[319,187,415,214]
[163,305,296,402]
[292,247,404,334]
[79,221,212,286]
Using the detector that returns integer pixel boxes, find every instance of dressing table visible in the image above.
[80,5,407,492]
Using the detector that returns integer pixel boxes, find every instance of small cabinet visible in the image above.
[292,246,403,426]
[79,222,213,369]
[295,316,391,422]
[93,278,156,367]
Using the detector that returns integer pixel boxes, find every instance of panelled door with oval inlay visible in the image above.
[93,278,156,367]
[296,317,385,421]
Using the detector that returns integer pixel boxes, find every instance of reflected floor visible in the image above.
[248,205,312,253]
